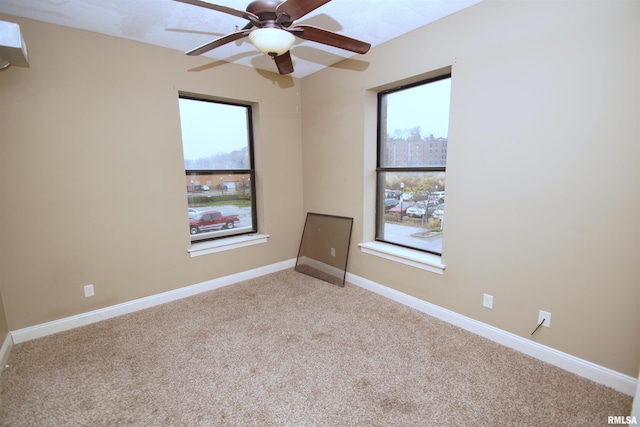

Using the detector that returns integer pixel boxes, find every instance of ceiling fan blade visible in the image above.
[174,0,260,23]
[166,28,225,37]
[291,25,371,54]
[186,30,251,56]
[274,51,294,75]
[276,0,331,22]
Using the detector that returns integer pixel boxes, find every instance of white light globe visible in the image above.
[249,28,295,56]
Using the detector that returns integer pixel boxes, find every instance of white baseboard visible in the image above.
[0,332,13,371]
[346,272,638,396]
[11,259,296,344]
[7,259,636,397]
[297,256,346,280]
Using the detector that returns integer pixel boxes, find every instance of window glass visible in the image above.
[376,76,450,255]
[179,96,257,242]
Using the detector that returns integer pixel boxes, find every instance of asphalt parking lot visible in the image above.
[382,223,443,253]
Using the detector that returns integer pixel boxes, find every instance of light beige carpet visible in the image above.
[0,269,632,426]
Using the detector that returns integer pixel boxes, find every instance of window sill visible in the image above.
[358,241,446,274]
[188,233,269,257]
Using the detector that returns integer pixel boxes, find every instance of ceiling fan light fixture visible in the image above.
[249,27,295,57]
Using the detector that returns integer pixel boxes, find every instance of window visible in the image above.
[178,95,257,243]
[376,75,451,256]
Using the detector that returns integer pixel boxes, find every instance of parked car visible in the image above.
[188,208,198,219]
[385,190,402,199]
[406,200,439,218]
[388,202,411,215]
[414,190,430,201]
[201,185,210,191]
[432,191,445,203]
[189,210,240,235]
[384,198,399,211]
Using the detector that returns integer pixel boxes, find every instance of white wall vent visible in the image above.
[0,20,28,70]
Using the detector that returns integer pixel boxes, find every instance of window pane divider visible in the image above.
[376,167,446,172]
[186,169,253,175]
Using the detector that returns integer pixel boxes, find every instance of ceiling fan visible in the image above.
[175,0,371,75]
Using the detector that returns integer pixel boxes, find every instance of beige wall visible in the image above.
[0,15,304,331]
[301,0,640,377]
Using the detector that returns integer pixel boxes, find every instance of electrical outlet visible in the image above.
[330,247,335,257]
[84,284,94,298]
[483,294,493,309]
[538,310,551,328]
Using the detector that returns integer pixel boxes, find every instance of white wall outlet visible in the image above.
[84,284,94,297]
[483,294,493,309]
[330,247,336,257]
[538,310,551,328]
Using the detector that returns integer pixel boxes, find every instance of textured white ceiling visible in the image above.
[0,0,482,78]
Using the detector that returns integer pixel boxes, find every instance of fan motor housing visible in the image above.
[247,0,282,21]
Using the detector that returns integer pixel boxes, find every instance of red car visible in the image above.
[189,210,240,235]
[388,202,412,215]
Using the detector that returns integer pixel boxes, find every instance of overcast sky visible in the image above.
[178,98,250,161]
[179,77,450,161]
[384,77,451,139]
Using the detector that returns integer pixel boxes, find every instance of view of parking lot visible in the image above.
[381,184,444,254]
[187,179,255,241]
